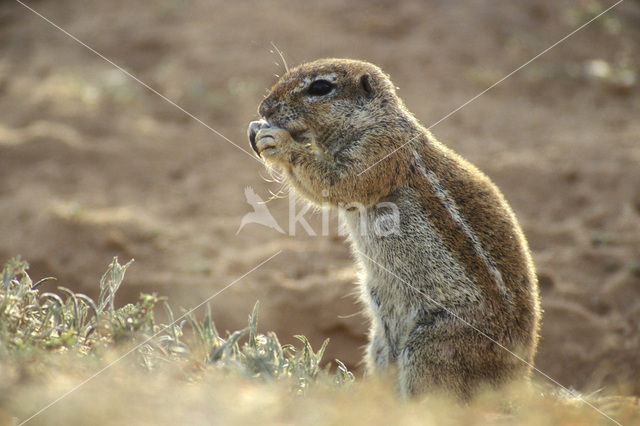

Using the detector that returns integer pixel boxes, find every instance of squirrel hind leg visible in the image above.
[398,326,472,401]
[398,317,525,401]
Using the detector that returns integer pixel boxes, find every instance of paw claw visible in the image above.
[247,120,271,156]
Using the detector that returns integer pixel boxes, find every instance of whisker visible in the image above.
[270,41,289,73]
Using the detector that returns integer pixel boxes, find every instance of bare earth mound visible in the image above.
[1,0,639,395]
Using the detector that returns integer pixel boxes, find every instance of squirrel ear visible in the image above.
[359,73,374,97]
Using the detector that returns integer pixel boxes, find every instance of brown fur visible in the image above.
[247,58,541,400]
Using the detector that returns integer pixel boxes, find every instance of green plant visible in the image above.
[0,256,352,393]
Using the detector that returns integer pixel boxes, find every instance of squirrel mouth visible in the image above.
[264,118,308,143]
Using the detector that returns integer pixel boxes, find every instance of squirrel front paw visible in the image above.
[248,120,297,163]
[248,119,270,156]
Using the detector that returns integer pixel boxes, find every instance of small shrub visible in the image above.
[0,256,352,393]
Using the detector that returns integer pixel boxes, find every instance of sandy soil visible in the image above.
[1,0,639,394]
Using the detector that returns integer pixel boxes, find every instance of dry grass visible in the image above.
[0,258,637,425]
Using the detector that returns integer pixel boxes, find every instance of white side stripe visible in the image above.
[411,150,508,298]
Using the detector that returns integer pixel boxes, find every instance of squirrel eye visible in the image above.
[307,79,334,96]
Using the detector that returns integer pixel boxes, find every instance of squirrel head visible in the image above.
[249,59,424,207]
[258,58,405,157]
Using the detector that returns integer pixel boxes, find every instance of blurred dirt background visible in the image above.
[1,0,639,395]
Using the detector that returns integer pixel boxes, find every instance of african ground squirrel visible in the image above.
[247,58,541,400]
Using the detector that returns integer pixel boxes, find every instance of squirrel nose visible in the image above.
[258,96,276,120]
